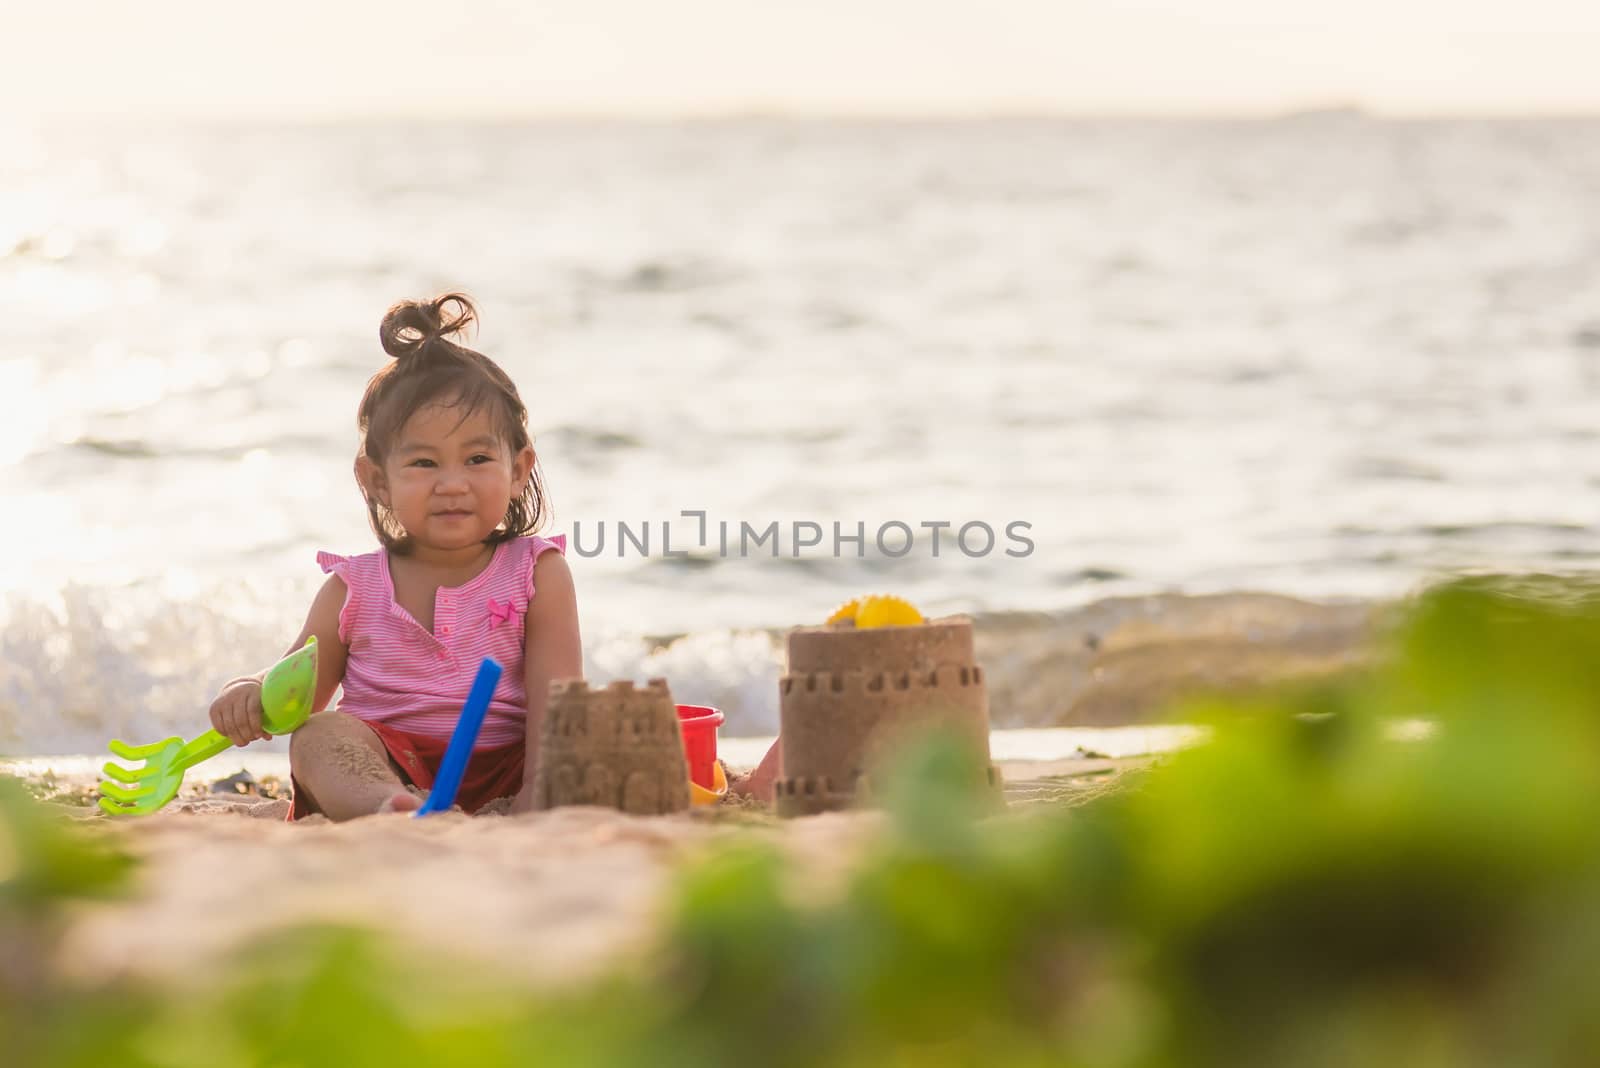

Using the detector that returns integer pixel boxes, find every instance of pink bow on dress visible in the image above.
[486,598,516,627]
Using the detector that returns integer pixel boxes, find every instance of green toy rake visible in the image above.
[97,637,319,816]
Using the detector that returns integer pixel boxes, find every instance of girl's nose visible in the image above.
[436,466,470,491]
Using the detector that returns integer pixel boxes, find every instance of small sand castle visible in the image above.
[531,678,691,815]
[776,598,1002,817]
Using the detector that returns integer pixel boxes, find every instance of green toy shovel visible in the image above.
[97,637,320,817]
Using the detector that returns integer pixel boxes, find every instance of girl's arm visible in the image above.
[286,573,352,715]
[516,551,582,804]
[209,575,350,746]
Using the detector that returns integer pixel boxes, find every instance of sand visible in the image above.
[24,755,1146,991]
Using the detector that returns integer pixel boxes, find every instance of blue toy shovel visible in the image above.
[414,657,503,817]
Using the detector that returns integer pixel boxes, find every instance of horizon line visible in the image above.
[6,105,1600,126]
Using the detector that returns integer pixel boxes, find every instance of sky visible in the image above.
[7,1,1600,119]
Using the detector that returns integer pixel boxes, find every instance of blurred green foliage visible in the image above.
[7,577,1600,1066]
[0,777,135,909]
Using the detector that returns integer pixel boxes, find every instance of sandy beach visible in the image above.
[12,750,1148,992]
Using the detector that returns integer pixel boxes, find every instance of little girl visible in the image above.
[208,293,582,820]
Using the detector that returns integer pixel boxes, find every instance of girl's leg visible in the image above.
[289,711,420,820]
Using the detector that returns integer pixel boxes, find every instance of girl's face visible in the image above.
[360,399,534,556]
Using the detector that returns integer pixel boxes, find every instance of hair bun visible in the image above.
[378,292,478,360]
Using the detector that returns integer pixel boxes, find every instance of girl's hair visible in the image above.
[357,292,546,552]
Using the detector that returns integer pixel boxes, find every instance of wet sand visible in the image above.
[974,591,1377,726]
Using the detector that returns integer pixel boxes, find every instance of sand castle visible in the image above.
[531,678,691,815]
[775,613,1002,817]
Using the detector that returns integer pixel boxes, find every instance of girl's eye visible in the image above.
[468,454,493,465]
[410,459,436,468]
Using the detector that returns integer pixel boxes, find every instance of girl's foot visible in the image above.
[727,761,777,802]
[377,790,423,814]
[727,741,781,803]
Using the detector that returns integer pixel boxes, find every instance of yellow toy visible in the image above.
[825,594,924,628]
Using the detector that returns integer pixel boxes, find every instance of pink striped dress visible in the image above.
[314,534,568,747]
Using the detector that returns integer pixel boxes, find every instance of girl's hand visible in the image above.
[204,572,350,751]
[209,679,270,747]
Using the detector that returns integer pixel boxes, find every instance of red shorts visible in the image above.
[289,719,526,820]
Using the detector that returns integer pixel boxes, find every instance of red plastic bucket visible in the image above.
[676,704,724,790]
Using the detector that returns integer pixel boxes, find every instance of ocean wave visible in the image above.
[0,585,287,756]
[539,425,645,453]
[611,258,739,294]
[0,584,788,754]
